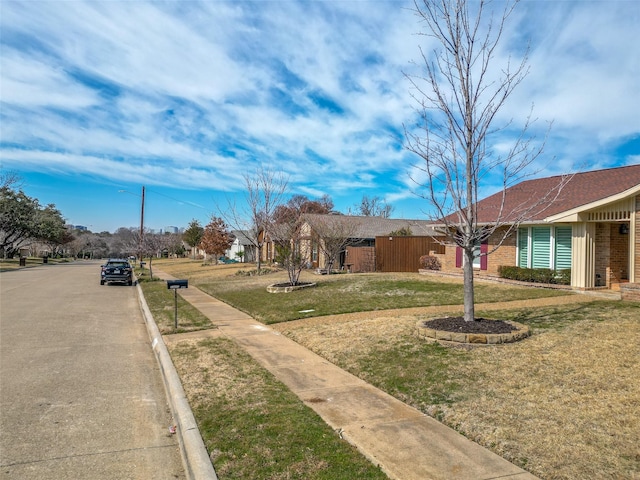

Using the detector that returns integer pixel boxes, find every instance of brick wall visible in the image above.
[487,228,517,275]
[620,283,640,301]
[595,223,611,286]
[438,227,516,276]
[610,223,629,282]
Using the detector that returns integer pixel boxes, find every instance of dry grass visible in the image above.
[156,258,640,478]
[447,313,640,479]
[273,302,640,480]
[154,258,254,281]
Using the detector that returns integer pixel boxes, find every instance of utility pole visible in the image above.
[139,186,145,262]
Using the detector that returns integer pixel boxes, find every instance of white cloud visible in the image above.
[0,48,99,108]
[1,0,637,218]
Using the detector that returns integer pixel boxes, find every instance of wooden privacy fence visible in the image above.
[375,236,445,272]
[344,246,376,273]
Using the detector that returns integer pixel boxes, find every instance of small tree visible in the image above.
[183,219,204,259]
[272,221,306,286]
[218,167,288,273]
[139,230,164,279]
[405,0,567,322]
[163,233,185,257]
[308,215,360,273]
[199,216,233,264]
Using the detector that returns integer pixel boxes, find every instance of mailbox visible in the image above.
[167,279,188,289]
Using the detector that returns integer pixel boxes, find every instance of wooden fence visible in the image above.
[374,236,445,272]
[344,246,376,273]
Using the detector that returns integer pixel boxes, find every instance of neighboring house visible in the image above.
[225,230,256,262]
[433,164,640,290]
[183,241,206,259]
[297,214,439,272]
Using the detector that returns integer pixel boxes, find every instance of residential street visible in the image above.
[0,261,184,479]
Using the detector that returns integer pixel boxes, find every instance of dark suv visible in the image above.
[100,259,134,286]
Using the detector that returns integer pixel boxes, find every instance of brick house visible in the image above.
[433,164,640,291]
[262,214,438,272]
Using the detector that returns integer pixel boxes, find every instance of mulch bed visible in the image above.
[424,317,518,334]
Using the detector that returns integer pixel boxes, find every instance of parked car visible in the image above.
[100,259,134,286]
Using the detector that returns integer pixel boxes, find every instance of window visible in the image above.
[518,226,572,270]
[531,227,551,268]
[455,241,488,270]
[554,227,572,270]
[518,228,530,268]
[472,243,481,269]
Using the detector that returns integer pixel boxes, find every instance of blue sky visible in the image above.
[1,0,638,233]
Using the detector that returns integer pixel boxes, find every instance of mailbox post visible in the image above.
[167,279,188,329]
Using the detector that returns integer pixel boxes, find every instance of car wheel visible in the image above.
[128,280,133,286]
[100,280,105,285]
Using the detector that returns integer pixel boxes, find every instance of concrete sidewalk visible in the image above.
[156,270,540,480]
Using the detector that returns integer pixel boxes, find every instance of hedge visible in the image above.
[498,266,571,285]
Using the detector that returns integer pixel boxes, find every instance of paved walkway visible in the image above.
[155,270,600,480]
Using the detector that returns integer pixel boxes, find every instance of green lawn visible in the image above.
[196,273,571,324]
[138,276,214,333]
[169,337,387,480]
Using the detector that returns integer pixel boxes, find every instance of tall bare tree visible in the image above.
[354,195,394,218]
[405,0,566,322]
[219,167,288,273]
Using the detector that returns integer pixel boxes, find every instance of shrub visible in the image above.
[556,268,572,285]
[498,266,571,285]
[419,255,441,271]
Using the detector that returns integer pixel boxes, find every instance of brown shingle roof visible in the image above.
[302,213,438,238]
[467,164,640,224]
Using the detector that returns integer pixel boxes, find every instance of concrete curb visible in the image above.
[136,282,218,480]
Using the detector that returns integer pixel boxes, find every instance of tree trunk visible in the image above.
[256,242,262,273]
[463,247,475,322]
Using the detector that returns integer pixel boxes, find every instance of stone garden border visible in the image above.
[267,282,317,293]
[415,319,530,345]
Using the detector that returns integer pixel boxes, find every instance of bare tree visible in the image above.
[219,167,288,273]
[274,194,334,222]
[354,195,394,218]
[162,233,185,257]
[139,230,166,279]
[405,0,567,322]
[307,215,360,273]
[271,220,306,286]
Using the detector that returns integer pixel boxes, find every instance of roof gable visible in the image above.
[471,164,640,224]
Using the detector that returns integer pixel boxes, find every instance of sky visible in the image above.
[1,0,639,234]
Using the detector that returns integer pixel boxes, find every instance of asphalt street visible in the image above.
[0,261,184,479]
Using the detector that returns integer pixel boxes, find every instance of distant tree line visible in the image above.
[1,173,70,258]
[2,170,397,266]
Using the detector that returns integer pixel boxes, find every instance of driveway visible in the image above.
[0,261,184,479]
